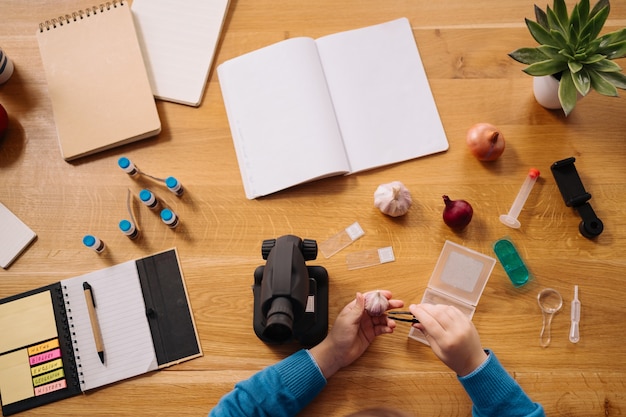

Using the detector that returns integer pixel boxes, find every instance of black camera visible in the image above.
[252,235,328,346]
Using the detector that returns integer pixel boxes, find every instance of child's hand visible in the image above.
[409,303,488,376]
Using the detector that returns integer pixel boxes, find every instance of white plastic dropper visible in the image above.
[569,285,580,343]
[500,168,541,228]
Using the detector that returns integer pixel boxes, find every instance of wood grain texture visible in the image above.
[1,1,625,416]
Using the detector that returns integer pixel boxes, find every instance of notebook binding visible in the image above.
[38,1,126,32]
[61,284,86,391]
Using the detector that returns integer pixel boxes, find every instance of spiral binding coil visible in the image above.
[60,284,85,390]
[39,1,125,32]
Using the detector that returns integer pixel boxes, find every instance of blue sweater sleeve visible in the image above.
[208,350,327,417]
[458,350,545,417]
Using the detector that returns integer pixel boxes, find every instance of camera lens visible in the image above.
[263,297,294,343]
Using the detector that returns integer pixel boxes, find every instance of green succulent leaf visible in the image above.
[524,59,568,76]
[534,5,549,30]
[547,6,568,36]
[581,5,610,42]
[582,53,609,64]
[598,39,626,59]
[553,0,569,29]
[537,45,567,60]
[590,59,622,72]
[590,0,610,18]
[569,61,584,73]
[571,67,591,95]
[569,4,582,40]
[508,48,549,64]
[526,18,558,46]
[559,70,578,115]
[597,70,626,89]
[589,70,619,95]
[577,0,591,28]
[549,29,569,49]
[599,28,626,47]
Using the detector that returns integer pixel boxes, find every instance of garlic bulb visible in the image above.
[364,290,389,316]
[374,181,412,217]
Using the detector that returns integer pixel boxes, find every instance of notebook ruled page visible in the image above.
[61,261,158,391]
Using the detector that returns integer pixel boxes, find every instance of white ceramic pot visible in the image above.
[533,75,562,109]
[0,48,14,85]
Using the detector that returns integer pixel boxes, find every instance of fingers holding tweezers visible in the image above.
[387,311,420,323]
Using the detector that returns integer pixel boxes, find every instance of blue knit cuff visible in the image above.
[274,350,327,405]
[459,350,517,405]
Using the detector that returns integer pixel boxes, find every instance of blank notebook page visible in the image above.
[61,261,158,391]
[132,0,230,106]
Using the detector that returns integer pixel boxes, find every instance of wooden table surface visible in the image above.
[2,1,626,416]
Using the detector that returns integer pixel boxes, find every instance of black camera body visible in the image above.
[253,235,328,346]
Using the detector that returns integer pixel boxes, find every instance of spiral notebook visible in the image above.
[36,1,161,161]
[0,249,202,416]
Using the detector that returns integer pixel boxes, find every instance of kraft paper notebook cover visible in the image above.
[132,0,231,106]
[0,249,202,416]
[36,1,161,161]
[218,17,449,199]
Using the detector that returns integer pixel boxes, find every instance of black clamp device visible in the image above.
[550,157,603,239]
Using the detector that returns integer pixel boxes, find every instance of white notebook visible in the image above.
[218,18,449,199]
[132,0,231,106]
[0,202,36,269]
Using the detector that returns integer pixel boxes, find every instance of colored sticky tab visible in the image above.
[35,379,67,396]
[32,368,64,387]
[31,358,63,377]
[346,246,395,270]
[29,348,62,366]
[319,222,365,258]
[28,339,60,356]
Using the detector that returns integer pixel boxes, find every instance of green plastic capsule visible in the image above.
[493,238,531,287]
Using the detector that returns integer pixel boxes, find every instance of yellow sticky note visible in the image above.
[0,349,34,405]
[0,291,58,354]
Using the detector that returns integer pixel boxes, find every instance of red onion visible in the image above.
[0,103,8,139]
[442,195,473,230]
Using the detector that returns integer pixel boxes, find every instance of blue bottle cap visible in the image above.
[165,176,178,188]
[119,219,133,232]
[118,156,131,169]
[139,189,153,202]
[160,208,174,222]
[83,235,96,247]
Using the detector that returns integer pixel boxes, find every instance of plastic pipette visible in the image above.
[500,168,540,228]
[569,285,580,343]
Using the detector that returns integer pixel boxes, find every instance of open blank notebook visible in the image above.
[132,0,231,106]
[218,17,449,199]
[36,1,161,161]
[0,249,202,416]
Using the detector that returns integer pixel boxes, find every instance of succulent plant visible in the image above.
[509,0,626,115]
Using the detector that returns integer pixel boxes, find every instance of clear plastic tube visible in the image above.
[570,285,580,343]
[500,168,540,228]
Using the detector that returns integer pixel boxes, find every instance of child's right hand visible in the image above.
[409,303,488,377]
